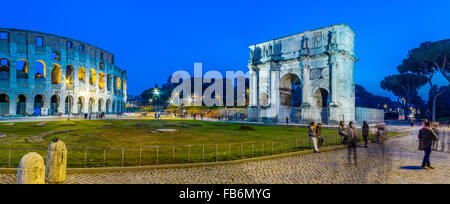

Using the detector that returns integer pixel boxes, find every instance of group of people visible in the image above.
[308,120,373,154]
[80,112,106,120]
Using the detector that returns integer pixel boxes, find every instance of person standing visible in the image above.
[410,120,415,134]
[316,123,324,147]
[362,121,369,147]
[309,122,320,153]
[338,121,348,144]
[418,121,438,170]
[347,121,358,165]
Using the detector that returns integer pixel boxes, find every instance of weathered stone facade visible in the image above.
[0,28,127,116]
[248,24,357,124]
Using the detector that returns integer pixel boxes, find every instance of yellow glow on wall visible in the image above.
[90,69,97,85]
[36,60,46,78]
[117,77,121,90]
[78,67,86,81]
[51,64,61,84]
[18,59,28,73]
[98,72,105,89]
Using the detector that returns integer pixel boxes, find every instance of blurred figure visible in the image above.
[418,121,438,170]
[410,120,415,134]
[431,122,440,151]
[309,122,320,153]
[376,124,386,144]
[316,123,324,147]
[362,121,369,147]
[338,121,348,144]
[347,121,358,165]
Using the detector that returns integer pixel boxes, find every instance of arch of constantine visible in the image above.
[248,24,359,124]
[0,28,127,116]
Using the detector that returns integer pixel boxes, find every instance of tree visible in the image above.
[398,39,450,121]
[380,73,427,116]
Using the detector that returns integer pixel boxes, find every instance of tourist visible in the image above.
[338,121,348,144]
[410,120,415,134]
[418,121,438,170]
[431,122,440,151]
[347,121,358,165]
[362,121,369,147]
[286,117,289,125]
[309,122,320,153]
[376,124,386,143]
[316,123,324,147]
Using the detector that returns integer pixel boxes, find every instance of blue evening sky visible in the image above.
[1,0,449,100]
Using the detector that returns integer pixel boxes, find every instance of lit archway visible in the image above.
[34,60,46,79]
[51,64,61,84]
[65,95,74,115]
[88,97,95,113]
[78,67,86,82]
[98,98,104,112]
[65,65,74,85]
[98,72,105,89]
[89,69,97,85]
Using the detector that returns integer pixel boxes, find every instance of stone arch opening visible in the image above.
[107,74,112,91]
[16,94,27,115]
[113,76,117,92]
[34,60,46,79]
[51,64,61,84]
[98,72,105,89]
[0,93,10,115]
[313,88,329,123]
[65,96,74,115]
[50,95,60,115]
[65,65,74,85]
[88,97,95,113]
[51,51,60,61]
[99,62,104,70]
[280,73,302,107]
[112,100,116,113]
[89,69,97,85]
[78,67,86,83]
[106,99,111,113]
[98,98,104,112]
[16,59,28,79]
[0,58,10,81]
[34,95,44,115]
[117,77,121,90]
[77,97,84,114]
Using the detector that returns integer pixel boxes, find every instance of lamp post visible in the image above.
[65,80,72,121]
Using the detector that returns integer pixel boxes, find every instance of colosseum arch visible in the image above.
[78,67,86,83]
[112,100,116,113]
[51,64,62,84]
[16,95,27,115]
[0,93,9,115]
[65,65,74,85]
[50,95,60,115]
[107,74,112,91]
[106,99,111,113]
[113,76,117,92]
[98,98,104,112]
[77,96,84,114]
[98,72,105,89]
[312,88,330,123]
[34,60,46,78]
[89,69,97,85]
[88,97,95,113]
[16,59,28,79]
[65,95,74,115]
[0,58,10,81]
[99,62,105,70]
[34,94,44,109]
[117,77,121,90]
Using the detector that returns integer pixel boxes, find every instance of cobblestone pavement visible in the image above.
[1,129,448,184]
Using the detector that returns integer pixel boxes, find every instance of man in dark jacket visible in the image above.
[418,121,438,170]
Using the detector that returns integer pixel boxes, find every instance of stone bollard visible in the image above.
[17,152,46,184]
[45,138,67,183]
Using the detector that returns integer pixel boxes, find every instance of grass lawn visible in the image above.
[0,120,404,168]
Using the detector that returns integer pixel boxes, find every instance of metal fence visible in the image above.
[0,133,379,169]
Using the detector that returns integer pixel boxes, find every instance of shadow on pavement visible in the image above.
[400,166,422,170]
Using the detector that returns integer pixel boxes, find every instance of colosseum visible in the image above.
[0,28,127,116]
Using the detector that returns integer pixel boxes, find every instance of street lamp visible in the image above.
[65,79,72,121]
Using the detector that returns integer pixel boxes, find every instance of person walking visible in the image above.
[362,121,369,147]
[338,121,348,144]
[347,121,358,165]
[309,122,320,153]
[316,123,324,147]
[431,122,440,151]
[410,120,415,134]
[418,121,438,170]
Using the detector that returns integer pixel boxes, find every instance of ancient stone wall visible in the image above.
[0,28,127,116]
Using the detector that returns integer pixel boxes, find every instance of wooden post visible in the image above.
[172,146,175,161]
[280,141,282,153]
[228,144,231,161]
[103,149,106,166]
[156,146,159,165]
[202,145,205,162]
[288,138,291,152]
[262,143,264,155]
[139,147,142,166]
[240,143,243,159]
[215,144,218,162]
[271,141,274,155]
[187,145,190,164]
[121,148,124,167]
[8,149,11,168]
[84,148,88,168]
[251,142,254,158]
